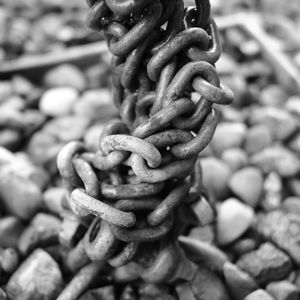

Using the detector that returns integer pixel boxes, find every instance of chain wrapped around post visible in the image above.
[57,0,233,285]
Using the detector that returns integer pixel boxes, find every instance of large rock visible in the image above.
[237,243,292,285]
[256,211,300,265]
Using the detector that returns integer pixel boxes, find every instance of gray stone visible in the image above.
[221,147,248,172]
[266,281,299,300]
[245,289,275,300]
[237,243,292,285]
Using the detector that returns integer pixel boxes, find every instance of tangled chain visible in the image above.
[57,0,233,283]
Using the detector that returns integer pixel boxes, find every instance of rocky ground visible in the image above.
[1,1,300,300]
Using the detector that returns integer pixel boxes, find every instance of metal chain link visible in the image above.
[57,0,233,284]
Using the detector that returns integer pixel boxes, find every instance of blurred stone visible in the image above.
[223,262,258,299]
[190,196,214,226]
[250,146,300,177]
[85,63,111,89]
[287,133,300,153]
[43,116,90,142]
[287,178,300,197]
[217,198,254,246]
[229,167,263,207]
[248,107,297,141]
[0,163,42,220]
[221,147,248,172]
[83,123,105,152]
[262,172,282,211]
[176,266,230,300]
[120,285,137,300]
[44,64,87,91]
[285,96,300,117]
[215,53,238,75]
[73,89,117,121]
[0,147,15,166]
[237,243,292,285]
[0,129,23,151]
[230,238,258,256]
[40,87,79,117]
[245,290,275,300]
[43,187,65,215]
[266,280,299,300]
[256,211,300,265]
[0,217,23,248]
[6,249,63,300]
[139,283,174,300]
[218,106,247,123]
[260,84,287,107]
[188,225,214,244]
[11,76,34,98]
[200,157,231,200]
[18,213,61,255]
[0,81,13,103]
[79,286,115,300]
[282,197,300,215]
[0,248,19,274]
[211,122,247,155]
[244,125,273,155]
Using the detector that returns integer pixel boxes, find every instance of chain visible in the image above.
[57,0,233,284]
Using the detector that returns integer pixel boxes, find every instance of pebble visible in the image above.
[188,225,214,244]
[211,122,247,155]
[0,248,19,274]
[43,116,90,142]
[245,289,275,300]
[256,211,300,265]
[221,147,248,172]
[216,198,255,246]
[79,286,116,300]
[139,283,175,300]
[43,187,65,215]
[18,213,61,255]
[73,89,118,121]
[0,81,13,103]
[176,266,230,300]
[248,107,297,141]
[6,249,63,300]
[266,281,299,300]
[250,146,300,177]
[259,84,287,107]
[0,147,15,166]
[190,196,214,226]
[83,123,105,152]
[230,238,258,256]
[228,167,264,207]
[43,64,87,91]
[200,157,232,200]
[285,96,300,117]
[287,133,300,153]
[11,76,34,98]
[282,197,300,215]
[237,242,292,285]
[39,87,79,117]
[287,178,300,197]
[262,172,283,211]
[0,217,23,248]
[223,262,258,299]
[244,125,273,155]
[0,129,23,151]
[0,164,43,220]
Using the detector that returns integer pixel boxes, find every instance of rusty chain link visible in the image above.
[57,0,233,284]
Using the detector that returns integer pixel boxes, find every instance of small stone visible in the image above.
[244,125,273,155]
[11,76,34,97]
[120,285,137,300]
[262,172,283,211]
[0,248,19,274]
[6,249,63,300]
[188,225,214,244]
[18,213,61,255]
[200,157,231,200]
[217,198,254,246]
[218,106,247,123]
[230,238,258,256]
[39,87,79,117]
[43,187,65,215]
[282,197,300,215]
[0,217,23,248]
[285,96,300,117]
[0,81,13,103]
[176,266,230,300]
[43,116,90,142]
[287,133,300,153]
[73,89,118,121]
[139,283,174,300]
[0,147,15,166]
[85,63,111,89]
[260,84,287,107]
[0,164,42,220]
[228,167,263,207]
[287,178,300,197]
[190,196,214,226]
[0,128,23,151]
[79,286,115,300]
[256,211,300,265]
[248,107,297,141]
[83,123,105,152]
[221,147,248,172]
[250,146,300,177]
[211,122,247,155]
[44,64,86,91]
[245,289,275,300]
[266,281,299,300]
[223,262,258,299]
[237,243,292,285]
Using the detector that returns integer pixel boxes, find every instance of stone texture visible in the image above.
[221,147,248,172]
[266,281,299,300]
[245,289,275,300]
[237,243,292,285]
